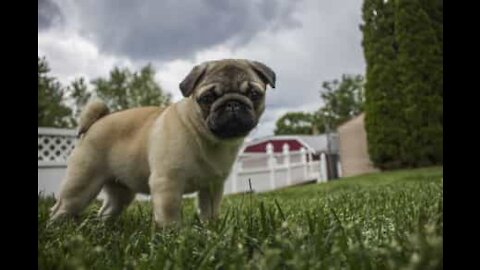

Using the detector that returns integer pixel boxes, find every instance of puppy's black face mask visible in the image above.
[197,82,262,139]
[179,60,276,139]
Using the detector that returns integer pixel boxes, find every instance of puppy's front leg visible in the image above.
[149,173,184,228]
[198,182,224,220]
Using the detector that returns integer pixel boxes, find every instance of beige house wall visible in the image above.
[337,113,379,177]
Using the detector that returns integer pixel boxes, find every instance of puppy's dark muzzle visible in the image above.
[208,99,257,139]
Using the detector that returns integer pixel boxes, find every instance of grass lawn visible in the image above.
[38,167,443,270]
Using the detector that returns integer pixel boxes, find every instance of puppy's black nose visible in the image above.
[225,100,242,112]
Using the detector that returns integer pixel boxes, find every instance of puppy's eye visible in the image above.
[198,92,216,104]
[247,89,262,101]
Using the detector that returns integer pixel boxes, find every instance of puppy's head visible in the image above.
[179,59,276,139]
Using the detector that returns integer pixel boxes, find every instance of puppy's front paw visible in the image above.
[152,212,181,231]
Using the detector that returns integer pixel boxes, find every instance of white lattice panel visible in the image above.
[38,128,77,165]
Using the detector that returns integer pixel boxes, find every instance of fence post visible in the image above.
[320,152,328,183]
[283,143,291,186]
[300,147,308,180]
[308,151,314,180]
[266,143,276,190]
[337,160,342,178]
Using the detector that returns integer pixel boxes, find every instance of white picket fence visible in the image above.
[38,128,328,199]
[222,143,327,194]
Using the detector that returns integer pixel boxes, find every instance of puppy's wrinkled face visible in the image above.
[195,66,265,138]
[180,59,276,139]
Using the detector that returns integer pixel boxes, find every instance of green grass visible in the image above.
[38,167,443,270]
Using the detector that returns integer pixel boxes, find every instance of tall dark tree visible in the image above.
[361,0,406,169]
[395,0,443,166]
[38,57,73,128]
[361,0,443,169]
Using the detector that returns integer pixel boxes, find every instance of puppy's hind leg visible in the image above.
[50,154,107,221]
[98,181,135,220]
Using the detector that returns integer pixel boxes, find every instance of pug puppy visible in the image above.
[50,59,276,227]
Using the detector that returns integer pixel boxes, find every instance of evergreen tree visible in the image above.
[361,0,406,169]
[361,0,443,169]
[395,0,443,166]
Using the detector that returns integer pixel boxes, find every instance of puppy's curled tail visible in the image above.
[77,99,109,137]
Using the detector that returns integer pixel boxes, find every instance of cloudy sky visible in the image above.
[38,0,366,139]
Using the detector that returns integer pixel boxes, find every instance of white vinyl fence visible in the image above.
[38,128,328,199]
[222,143,327,194]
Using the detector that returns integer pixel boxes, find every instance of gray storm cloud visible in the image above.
[56,0,301,61]
[38,0,64,31]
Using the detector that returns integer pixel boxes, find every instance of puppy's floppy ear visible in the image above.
[179,63,208,97]
[249,61,276,89]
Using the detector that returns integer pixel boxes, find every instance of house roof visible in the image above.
[243,134,339,153]
[337,113,365,130]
